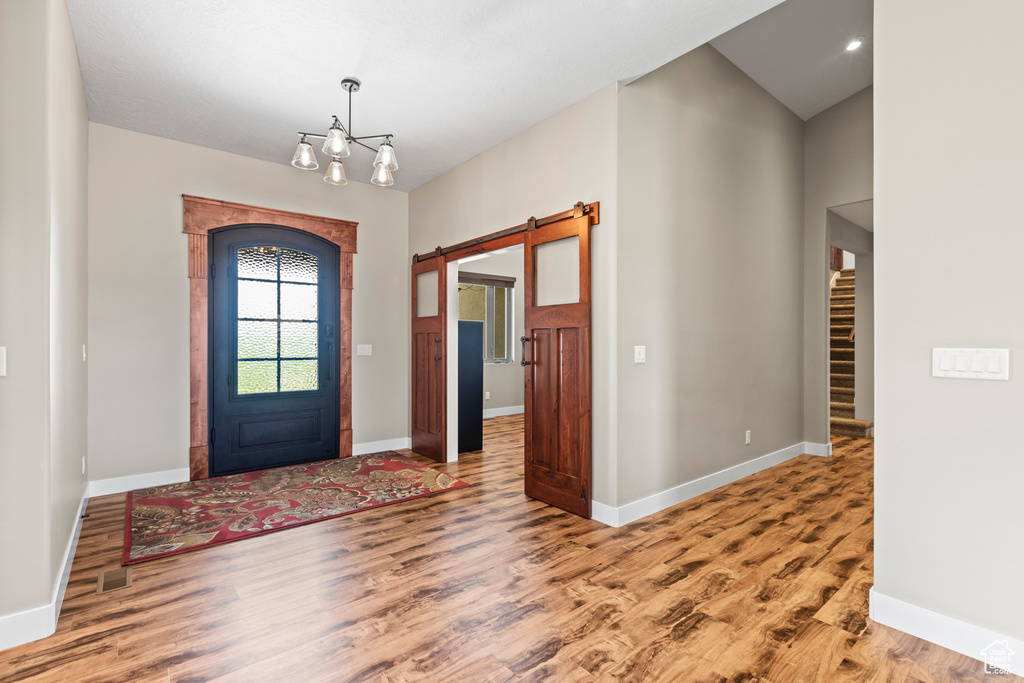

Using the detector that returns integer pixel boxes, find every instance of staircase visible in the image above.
[830,268,874,438]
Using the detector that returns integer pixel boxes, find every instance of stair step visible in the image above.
[831,348,855,361]
[831,373,855,388]
[832,286,855,295]
[831,360,855,373]
[831,416,873,438]
[831,303,855,311]
[831,314,855,323]
[830,335,855,344]
[831,387,854,402]
[831,295,854,303]
[840,268,856,276]
[831,401,855,418]
[836,277,855,287]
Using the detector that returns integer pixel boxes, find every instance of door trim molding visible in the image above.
[182,195,357,480]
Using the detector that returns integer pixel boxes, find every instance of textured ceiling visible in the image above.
[711,0,872,120]
[66,0,784,192]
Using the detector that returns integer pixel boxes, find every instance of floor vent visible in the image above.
[96,567,132,594]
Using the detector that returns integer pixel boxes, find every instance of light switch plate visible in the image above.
[634,346,646,364]
[932,348,1009,380]
[357,344,372,356]
[0,346,6,376]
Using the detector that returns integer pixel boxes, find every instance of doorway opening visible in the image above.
[454,246,525,454]
[827,199,874,440]
[410,202,598,518]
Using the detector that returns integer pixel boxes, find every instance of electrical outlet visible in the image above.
[485,392,490,400]
[745,430,751,445]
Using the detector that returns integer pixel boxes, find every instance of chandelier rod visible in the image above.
[296,130,391,154]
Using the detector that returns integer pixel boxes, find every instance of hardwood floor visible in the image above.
[2,416,1013,682]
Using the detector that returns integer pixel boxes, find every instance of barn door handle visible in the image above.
[434,337,442,361]
[325,342,333,380]
[520,335,530,366]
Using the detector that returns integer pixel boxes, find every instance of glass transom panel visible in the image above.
[236,245,320,395]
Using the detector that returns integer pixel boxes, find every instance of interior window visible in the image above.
[458,280,514,364]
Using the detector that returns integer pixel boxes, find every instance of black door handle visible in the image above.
[434,337,442,361]
[521,335,530,366]
[325,342,333,380]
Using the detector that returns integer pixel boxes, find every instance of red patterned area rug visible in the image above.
[123,452,469,565]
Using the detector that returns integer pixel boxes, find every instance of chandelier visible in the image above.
[290,77,398,187]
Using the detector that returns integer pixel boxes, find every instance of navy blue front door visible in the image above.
[210,225,340,476]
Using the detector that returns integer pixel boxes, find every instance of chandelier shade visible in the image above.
[289,78,397,187]
[324,157,347,185]
[291,136,318,170]
[370,163,394,187]
[322,120,351,158]
[373,141,398,171]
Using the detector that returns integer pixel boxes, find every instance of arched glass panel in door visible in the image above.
[236,246,320,394]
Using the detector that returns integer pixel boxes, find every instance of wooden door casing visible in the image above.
[182,195,356,481]
[411,255,446,462]
[523,211,593,518]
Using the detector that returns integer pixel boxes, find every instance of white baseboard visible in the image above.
[870,588,1024,676]
[84,442,426,496]
[53,497,87,624]
[0,494,88,652]
[354,437,412,455]
[482,405,525,419]
[0,603,54,652]
[591,441,829,528]
[87,467,190,497]
[805,441,831,457]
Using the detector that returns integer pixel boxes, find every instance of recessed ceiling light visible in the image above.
[846,36,865,51]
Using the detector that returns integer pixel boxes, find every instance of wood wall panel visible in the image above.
[183,195,357,480]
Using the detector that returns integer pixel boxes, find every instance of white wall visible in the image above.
[410,85,619,505]
[0,0,89,636]
[0,0,54,621]
[615,45,805,505]
[853,251,872,420]
[457,249,525,412]
[46,0,90,597]
[874,0,1024,646]
[87,124,409,481]
[803,86,873,443]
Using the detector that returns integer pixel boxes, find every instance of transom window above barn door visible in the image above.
[236,246,319,394]
[458,271,515,364]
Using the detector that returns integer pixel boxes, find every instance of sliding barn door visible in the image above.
[523,210,593,518]
[411,256,446,462]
